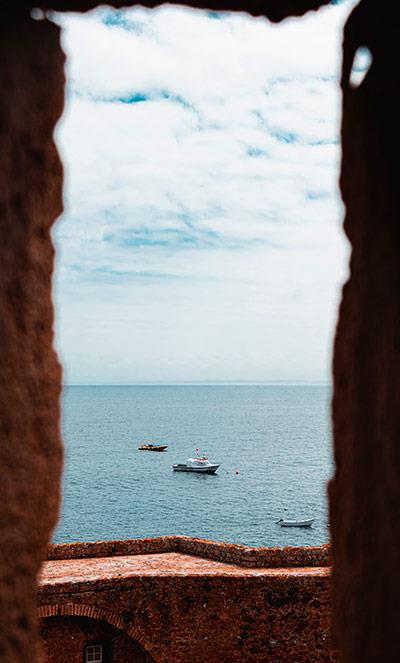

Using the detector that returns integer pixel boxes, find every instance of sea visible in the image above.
[54,384,333,548]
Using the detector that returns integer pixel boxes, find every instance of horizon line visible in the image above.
[63,380,332,387]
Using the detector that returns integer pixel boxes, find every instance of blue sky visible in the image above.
[53,2,356,384]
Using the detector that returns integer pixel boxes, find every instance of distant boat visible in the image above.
[173,455,219,474]
[138,444,168,452]
[276,518,314,528]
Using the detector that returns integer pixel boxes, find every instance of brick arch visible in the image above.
[38,603,155,658]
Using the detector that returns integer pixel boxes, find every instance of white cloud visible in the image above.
[53,2,356,384]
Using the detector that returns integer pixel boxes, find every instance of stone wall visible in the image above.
[40,616,154,663]
[47,535,330,567]
[39,539,334,663]
[330,2,400,662]
[0,14,64,663]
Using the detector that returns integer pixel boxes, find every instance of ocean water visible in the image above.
[55,385,333,547]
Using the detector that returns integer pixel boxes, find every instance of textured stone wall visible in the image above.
[330,1,400,662]
[38,556,335,663]
[40,616,153,663]
[47,536,330,568]
[39,541,333,661]
[0,14,64,663]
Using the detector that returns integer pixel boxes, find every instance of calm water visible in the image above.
[55,385,332,547]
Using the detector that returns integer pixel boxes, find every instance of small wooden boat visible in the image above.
[138,444,168,452]
[276,518,314,528]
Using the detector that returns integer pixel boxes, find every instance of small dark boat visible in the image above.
[276,518,314,528]
[138,444,168,452]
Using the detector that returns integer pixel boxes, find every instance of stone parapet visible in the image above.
[48,536,330,568]
[39,539,334,662]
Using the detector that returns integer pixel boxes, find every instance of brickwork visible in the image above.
[40,615,153,663]
[47,536,330,568]
[38,542,335,663]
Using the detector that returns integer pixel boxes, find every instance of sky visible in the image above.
[52,1,358,385]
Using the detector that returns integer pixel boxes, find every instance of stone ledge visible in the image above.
[39,556,330,597]
[40,541,334,661]
[48,536,330,568]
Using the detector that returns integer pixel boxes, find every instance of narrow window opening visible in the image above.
[52,2,357,549]
[86,644,103,663]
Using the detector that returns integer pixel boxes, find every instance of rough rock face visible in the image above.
[0,15,64,663]
[330,1,400,662]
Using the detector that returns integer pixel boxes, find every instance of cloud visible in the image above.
[52,2,357,384]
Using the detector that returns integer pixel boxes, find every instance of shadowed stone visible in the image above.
[330,1,400,661]
[0,14,64,662]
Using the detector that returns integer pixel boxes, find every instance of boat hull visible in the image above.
[173,464,219,474]
[138,445,168,452]
[279,519,314,528]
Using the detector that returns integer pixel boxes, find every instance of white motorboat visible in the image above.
[276,518,314,528]
[173,455,219,474]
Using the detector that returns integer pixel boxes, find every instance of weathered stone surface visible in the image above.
[38,545,335,663]
[41,616,154,663]
[330,1,400,662]
[40,551,330,586]
[47,535,330,568]
[0,15,64,663]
